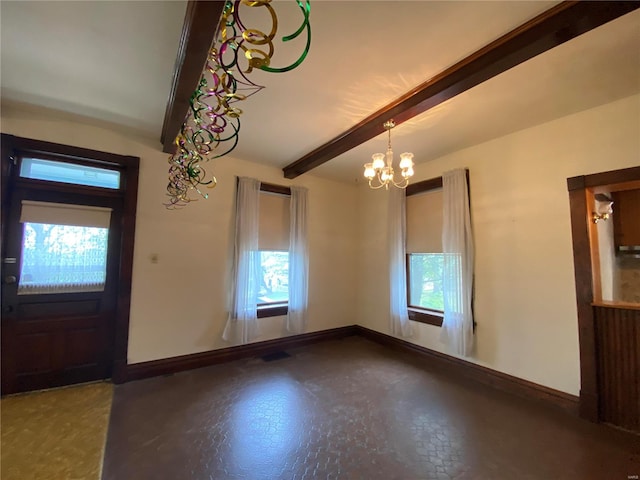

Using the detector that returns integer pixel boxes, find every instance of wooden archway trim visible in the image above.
[567,166,640,422]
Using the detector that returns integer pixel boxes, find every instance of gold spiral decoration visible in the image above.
[166,0,311,208]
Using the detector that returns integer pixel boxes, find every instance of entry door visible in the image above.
[1,176,123,394]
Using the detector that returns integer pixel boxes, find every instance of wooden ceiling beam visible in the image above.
[160,1,226,154]
[283,1,640,179]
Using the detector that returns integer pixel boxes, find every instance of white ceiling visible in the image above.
[314,6,640,182]
[0,0,187,139]
[1,1,639,183]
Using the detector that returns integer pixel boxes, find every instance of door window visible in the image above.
[19,223,109,294]
[17,201,112,295]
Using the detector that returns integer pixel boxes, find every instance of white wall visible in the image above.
[1,105,359,363]
[356,94,640,396]
[3,93,638,394]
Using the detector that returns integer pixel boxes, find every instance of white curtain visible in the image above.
[223,177,261,345]
[389,186,413,338]
[286,186,309,334]
[440,169,475,356]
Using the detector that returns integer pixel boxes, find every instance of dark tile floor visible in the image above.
[102,337,640,480]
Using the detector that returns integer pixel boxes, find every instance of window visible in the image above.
[257,184,291,317]
[408,253,444,311]
[258,251,289,304]
[17,201,112,295]
[406,178,444,326]
[20,158,121,189]
[19,223,109,294]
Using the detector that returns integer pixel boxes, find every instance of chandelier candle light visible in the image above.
[363,120,414,189]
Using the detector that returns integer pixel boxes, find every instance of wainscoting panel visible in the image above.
[594,305,640,432]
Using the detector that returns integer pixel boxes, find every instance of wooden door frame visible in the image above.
[1,134,138,388]
[567,165,640,421]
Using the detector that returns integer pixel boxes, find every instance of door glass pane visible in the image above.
[258,251,289,305]
[18,223,109,295]
[20,158,120,189]
[408,253,444,311]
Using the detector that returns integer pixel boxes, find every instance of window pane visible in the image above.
[408,253,444,311]
[18,223,109,295]
[20,158,120,189]
[257,251,289,305]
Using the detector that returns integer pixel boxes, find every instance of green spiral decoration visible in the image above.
[166,0,312,208]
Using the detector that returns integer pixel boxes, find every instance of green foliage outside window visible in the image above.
[409,253,444,311]
[258,251,289,304]
[20,223,108,288]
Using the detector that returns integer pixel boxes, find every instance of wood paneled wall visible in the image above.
[594,305,640,432]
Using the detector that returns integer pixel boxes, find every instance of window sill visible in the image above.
[257,304,288,318]
[408,308,443,327]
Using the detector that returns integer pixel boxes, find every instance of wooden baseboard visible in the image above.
[120,325,358,383]
[111,360,128,384]
[118,324,579,417]
[354,325,580,415]
[579,390,599,422]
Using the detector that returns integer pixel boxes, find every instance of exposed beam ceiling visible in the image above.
[282,0,640,179]
[160,1,225,154]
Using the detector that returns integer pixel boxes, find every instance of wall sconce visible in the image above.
[593,193,614,223]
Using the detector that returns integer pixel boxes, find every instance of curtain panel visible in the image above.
[389,186,413,338]
[440,169,475,356]
[223,177,261,345]
[286,186,309,334]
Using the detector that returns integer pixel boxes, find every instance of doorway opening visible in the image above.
[567,165,640,433]
[1,134,139,395]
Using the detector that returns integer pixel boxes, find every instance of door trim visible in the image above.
[567,165,640,421]
[1,134,139,390]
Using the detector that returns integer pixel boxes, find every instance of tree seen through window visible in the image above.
[408,253,444,311]
[258,251,289,305]
[19,222,108,293]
